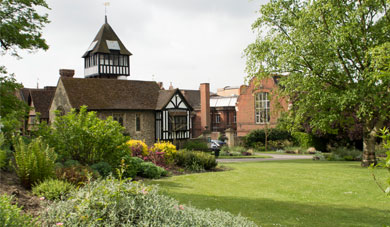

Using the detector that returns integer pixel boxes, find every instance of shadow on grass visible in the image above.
[162,192,389,227]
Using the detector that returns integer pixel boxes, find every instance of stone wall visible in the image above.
[98,110,155,146]
[49,79,73,122]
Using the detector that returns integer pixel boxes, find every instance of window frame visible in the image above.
[255,92,270,124]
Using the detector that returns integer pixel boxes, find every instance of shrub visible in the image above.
[40,178,256,226]
[127,139,149,158]
[328,147,362,161]
[0,194,37,227]
[175,150,217,171]
[121,156,143,179]
[91,162,112,178]
[56,165,98,186]
[37,106,129,166]
[183,139,209,151]
[13,137,57,188]
[291,132,314,148]
[312,151,326,161]
[63,159,80,167]
[151,141,177,164]
[0,149,6,169]
[32,179,75,200]
[244,128,292,148]
[139,162,167,179]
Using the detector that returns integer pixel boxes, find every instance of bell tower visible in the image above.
[82,16,132,79]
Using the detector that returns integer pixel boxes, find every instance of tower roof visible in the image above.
[82,21,132,57]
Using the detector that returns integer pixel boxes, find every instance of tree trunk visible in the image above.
[362,131,377,167]
[361,120,382,167]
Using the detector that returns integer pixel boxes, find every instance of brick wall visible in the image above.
[236,77,288,137]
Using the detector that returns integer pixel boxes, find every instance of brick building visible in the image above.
[236,76,288,137]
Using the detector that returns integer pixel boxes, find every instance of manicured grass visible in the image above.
[147,160,390,226]
[217,155,272,159]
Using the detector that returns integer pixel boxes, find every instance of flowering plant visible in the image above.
[151,141,177,164]
[126,140,149,158]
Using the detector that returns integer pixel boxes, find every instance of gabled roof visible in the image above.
[60,78,161,110]
[155,89,193,111]
[29,89,56,119]
[82,22,132,57]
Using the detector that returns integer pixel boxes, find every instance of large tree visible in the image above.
[0,0,50,57]
[245,0,390,166]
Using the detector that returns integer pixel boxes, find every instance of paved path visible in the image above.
[217,153,313,163]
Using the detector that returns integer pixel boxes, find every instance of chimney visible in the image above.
[200,83,210,132]
[157,82,164,90]
[59,69,75,78]
[169,82,174,90]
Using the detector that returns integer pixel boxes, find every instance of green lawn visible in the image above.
[147,160,390,226]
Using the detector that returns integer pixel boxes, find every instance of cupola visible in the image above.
[82,16,132,79]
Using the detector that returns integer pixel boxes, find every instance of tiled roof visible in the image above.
[30,89,56,119]
[182,90,200,110]
[61,78,161,110]
[82,22,132,57]
[155,89,176,110]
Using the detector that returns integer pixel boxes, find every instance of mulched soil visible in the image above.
[0,170,43,217]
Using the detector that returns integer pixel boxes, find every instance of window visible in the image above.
[169,115,187,131]
[135,114,141,131]
[113,113,124,126]
[255,92,270,124]
[215,114,221,123]
[100,54,104,65]
[233,114,236,123]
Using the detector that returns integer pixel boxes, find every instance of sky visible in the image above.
[2,0,267,92]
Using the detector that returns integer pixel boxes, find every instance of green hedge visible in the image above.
[174,150,217,171]
[244,129,292,148]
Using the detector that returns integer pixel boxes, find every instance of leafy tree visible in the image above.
[0,67,29,141]
[0,0,50,57]
[245,0,390,166]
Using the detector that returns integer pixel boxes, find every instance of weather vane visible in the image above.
[104,2,110,23]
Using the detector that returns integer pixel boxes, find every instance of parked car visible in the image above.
[211,140,226,147]
[209,140,221,158]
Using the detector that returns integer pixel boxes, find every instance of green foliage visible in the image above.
[374,128,390,196]
[38,106,129,166]
[90,162,112,178]
[0,69,29,142]
[32,179,75,201]
[0,194,37,227]
[13,136,56,188]
[245,0,390,165]
[183,139,209,151]
[139,162,167,179]
[312,151,326,161]
[244,129,292,148]
[0,0,50,57]
[63,159,80,167]
[121,156,143,179]
[40,177,256,226]
[328,147,362,161]
[175,150,217,171]
[291,132,313,148]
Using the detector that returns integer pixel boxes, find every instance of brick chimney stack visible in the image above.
[59,69,75,78]
[200,83,210,132]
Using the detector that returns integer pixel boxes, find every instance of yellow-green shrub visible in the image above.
[151,141,177,163]
[127,140,149,157]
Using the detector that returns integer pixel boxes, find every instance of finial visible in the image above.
[104,2,110,23]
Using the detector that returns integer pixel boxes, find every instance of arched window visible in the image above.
[255,92,270,124]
